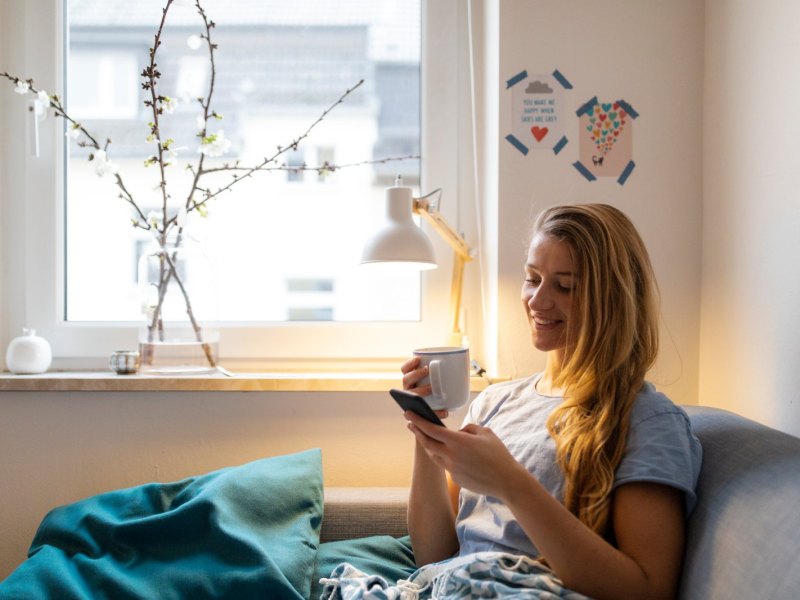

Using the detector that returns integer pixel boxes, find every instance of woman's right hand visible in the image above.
[401,356,432,396]
[400,356,449,421]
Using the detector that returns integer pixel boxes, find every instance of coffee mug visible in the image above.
[413,346,470,410]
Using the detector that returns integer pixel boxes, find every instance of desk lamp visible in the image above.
[361,176,474,346]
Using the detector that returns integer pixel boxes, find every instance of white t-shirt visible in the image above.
[455,373,703,558]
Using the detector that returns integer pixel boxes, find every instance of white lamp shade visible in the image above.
[361,185,437,269]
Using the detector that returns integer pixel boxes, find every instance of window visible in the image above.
[1,0,464,368]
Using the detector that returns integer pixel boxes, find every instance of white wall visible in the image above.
[700,0,800,436]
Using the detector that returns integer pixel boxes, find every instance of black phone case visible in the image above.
[390,388,446,427]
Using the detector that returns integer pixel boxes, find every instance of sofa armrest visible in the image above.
[321,487,409,543]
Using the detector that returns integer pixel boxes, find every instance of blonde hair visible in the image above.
[533,204,660,535]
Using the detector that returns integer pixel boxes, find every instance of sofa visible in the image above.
[3,406,798,599]
[321,406,800,599]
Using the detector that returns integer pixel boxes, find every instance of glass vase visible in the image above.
[137,237,219,375]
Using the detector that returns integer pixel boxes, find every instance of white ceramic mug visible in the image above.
[413,346,470,410]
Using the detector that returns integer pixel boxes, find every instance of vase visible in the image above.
[6,328,52,374]
[137,237,219,375]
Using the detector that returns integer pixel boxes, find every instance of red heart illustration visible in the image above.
[531,126,548,142]
[613,102,620,110]
[598,114,607,121]
[619,109,627,118]
[614,131,619,136]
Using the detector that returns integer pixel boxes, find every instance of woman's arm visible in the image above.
[407,440,460,565]
[407,414,685,600]
[401,357,460,566]
[504,470,684,600]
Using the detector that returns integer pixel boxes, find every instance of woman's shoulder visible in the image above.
[630,382,692,429]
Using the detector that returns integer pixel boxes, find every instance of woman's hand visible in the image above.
[404,411,524,501]
[400,356,450,420]
[400,356,431,395]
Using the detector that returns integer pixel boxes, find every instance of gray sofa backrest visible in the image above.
[680,406,800,600]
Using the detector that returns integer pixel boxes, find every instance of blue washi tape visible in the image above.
[617,160,636,185]
[506,70,528,89]
[616,100,639,119]
[573,161,597,181]
[576,96,598,117]
[506,134,529,155]
[552,69,573,89]
[552,136,568,155]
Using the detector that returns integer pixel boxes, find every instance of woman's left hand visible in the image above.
[404,411,526,501]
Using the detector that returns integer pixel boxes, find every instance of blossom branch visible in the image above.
[186,79,366,215]
[141,0,175,237]
[1,71,150,224]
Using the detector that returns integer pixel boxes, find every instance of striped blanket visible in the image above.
[319,551,591,599]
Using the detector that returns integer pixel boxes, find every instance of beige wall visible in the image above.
[700,0,800,435]
[490,0,704,409]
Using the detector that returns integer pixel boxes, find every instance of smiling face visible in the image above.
[521,233,579,360]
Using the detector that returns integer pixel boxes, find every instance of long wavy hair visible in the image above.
[533,204,660,535]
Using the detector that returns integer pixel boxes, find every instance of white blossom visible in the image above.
[33,90,50,118]
[65,124,81,140]
[92,149,119,177]
[13,80,30,94]
[163,145,187,167]
[162,96,179,114]
[146,211,162,229]
[198,130,231,157]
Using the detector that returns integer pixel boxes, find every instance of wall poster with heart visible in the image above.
[510,72,566,153]
[575,97,638,184]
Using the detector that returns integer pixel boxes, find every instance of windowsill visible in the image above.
[0,371,495,393]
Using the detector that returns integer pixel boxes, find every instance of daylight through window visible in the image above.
[65,0,422,324]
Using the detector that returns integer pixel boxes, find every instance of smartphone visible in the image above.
[390,388,446,427]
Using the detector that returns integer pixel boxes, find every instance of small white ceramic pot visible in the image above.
[6,328,52,374]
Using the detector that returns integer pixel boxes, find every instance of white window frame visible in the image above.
[0,0,468,370]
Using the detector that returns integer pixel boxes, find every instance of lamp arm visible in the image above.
[414,198,474,346]
[413,199,473,261]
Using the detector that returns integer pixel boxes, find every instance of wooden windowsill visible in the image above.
[0,371,494,393]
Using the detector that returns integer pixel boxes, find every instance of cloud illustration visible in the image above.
[525,80,553,94]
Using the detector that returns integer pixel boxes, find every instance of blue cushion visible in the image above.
[311,535,416,600]
[0,449,323,600]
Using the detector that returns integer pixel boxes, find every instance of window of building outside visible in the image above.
[65,0,422,326]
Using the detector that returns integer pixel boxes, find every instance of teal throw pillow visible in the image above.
[0,449,324,600]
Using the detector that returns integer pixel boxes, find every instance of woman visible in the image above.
[402,203,702,599]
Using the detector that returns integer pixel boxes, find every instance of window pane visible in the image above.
[65,0,421,323]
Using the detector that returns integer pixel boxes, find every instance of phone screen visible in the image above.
[390,388,446,427]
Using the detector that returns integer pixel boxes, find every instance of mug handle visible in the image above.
[429,359,445,400]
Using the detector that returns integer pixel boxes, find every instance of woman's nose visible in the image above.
[527,285,553,310]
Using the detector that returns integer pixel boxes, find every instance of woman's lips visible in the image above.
[532,316,562,330]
